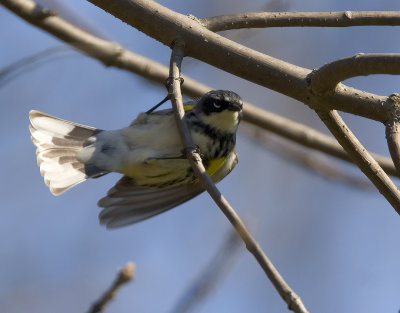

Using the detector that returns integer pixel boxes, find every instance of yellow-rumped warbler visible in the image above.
[29,90,242,227]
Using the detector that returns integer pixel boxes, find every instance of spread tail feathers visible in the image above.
[29,110,104,195]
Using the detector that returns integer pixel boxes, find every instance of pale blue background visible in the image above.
[1,0,400,312]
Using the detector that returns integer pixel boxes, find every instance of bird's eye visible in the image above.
[213,102,222,109]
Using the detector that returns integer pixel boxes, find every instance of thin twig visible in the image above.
[309,53,400,95]
[1,0,397,179]
[385,93,400,176]
[201,11,400,32]
[88,262,135,313]
[169,229,242,313]
[168,40,309,313]
[385,118,400,175]
[317,110,400,211]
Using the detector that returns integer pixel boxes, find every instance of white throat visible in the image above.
[199,111,240,133]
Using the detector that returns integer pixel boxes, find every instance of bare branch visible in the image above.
[88,262,135,313]
[317,110,400,211]
[168,41,309,313]
[84,0,392,123]
[309,53,400,95]
[201,11,400,32]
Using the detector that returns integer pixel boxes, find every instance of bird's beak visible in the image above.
[228,101,243,112]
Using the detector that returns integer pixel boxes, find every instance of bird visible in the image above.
[29,90,243,228]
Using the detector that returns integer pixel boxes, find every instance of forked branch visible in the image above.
[85,0,393,123]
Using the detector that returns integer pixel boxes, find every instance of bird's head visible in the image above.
[195,90,243,133]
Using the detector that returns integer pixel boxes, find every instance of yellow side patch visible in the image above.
[206,158,225,176]
[184,105,195,112]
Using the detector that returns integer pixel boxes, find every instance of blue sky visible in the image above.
[1,0,400,312]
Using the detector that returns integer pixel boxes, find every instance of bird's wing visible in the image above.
[98,176,204,228]
[98,150,238,228]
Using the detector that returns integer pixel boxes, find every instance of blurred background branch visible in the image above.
[0,45,73,88]
[169,230,242,313]
[240,124,373,190]
[88,262,135,313]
